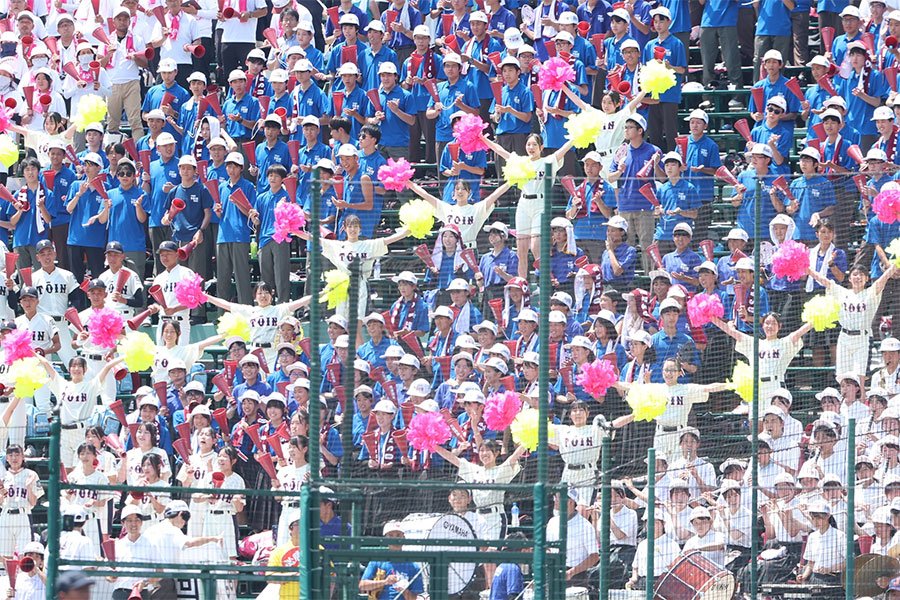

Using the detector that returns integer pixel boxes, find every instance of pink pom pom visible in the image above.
[378,158,416,192]
[771,239,810,282]
[86,308,124,349]
[407,411,452,452]
[174,273,208,309]
[0,105,12,134]
[687,293,725,327]
[272,200,307,244]
[452,113,489,154]
[873,189,900,224]
[483,390,523,431]
[3,328,33,365]
[576,359,618,399]
[538,57,576,92]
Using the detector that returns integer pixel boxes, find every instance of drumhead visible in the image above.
[566,587,589,600]
[696,570,735,600]
[424,514,478,595]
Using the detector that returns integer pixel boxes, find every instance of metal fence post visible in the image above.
[645,447,656,600]
[306,168,323,597]
[846,417,856,600]
[599,435,611,600]
[750,177,762,600]
[533,481,546,599]
[46,419,61,598]
[341,259,360,477]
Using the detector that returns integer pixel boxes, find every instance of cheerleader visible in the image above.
[297,217,409,345]
[176,426,218,537]
[479,132,576,279]
[548,400,613,506]
[124,453,171,532]
[0,445,43,562]
[200,447,245,561]
[710,312,812,411]
[614,358,731,461]
[147,315,223,384]
[406,179,511,249]
[206,282,311,369]
[807,263,898,383]
[273,436,310,545]
[117,422,172,487]
[63,442,111,556]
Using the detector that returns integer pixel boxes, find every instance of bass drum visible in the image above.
[654,551,735,600]
[400,512,478,596]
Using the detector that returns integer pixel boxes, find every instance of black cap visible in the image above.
[105,241,124,254]
[88,278,105,290]
[19,286,38,298]
[35,239,54,252]
[56,570,95,593]
[158,240,179,253]
[0,320,15,331]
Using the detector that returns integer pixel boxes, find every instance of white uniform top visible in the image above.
[321,238,388,277]
[715,504,752,548]
[75,307,117,355]
[204,471,244,513]
[1,468,42,512]
[657,384,709,428]
[668,456,716,501]
[873,365,900,396]
[231,303,295,348]
[32,266,78,317]
[633,533,681,577]
[59,530,94,565]
[457,459,520,509]
[521,155,561,200]
[98,266,144,317]
[218,0,266,43]
[114,534,155,590]
[0,276,13,322]
[15,313,58,351]
[550,423,604,467]
[591,108,634,159]
[144,519,189,564]
[432,200,495,249]
[632,473,674,507]
[813,447,848,479]
[152,343,202,384]
[176,450,217,488]
[49,374,102,425]
[829,284,882,333]
[150,11,200,64]
[71,449,117,481]
[546,512,598,568]
[277,464,310,504]
[610,505,638,546]
[802,525,846,572]
[105,31,147,85]
[735,334,802,382]
[133,479,170,522]
[842,400,872,439]
[12,571,45,600]
[65,469,110,517]
[746,462,786,505]
[770,496,807,543]
[683,529,728,567]
[125,447,172,485]
[768,433,801,474]
[151,264,196,315]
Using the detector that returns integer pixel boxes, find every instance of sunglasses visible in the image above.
[767,106,783,114]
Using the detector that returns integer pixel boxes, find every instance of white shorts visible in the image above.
[61,425,88,469]
[515,195,544,236]
[653,427,684,464]
[562,465,596,506]
[204,510,238,557]
[836,331,870,377]
[0,510,32,556]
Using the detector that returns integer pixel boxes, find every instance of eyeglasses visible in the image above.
[767,106,783,114]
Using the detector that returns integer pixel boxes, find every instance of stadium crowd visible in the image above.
[1,0,900,597]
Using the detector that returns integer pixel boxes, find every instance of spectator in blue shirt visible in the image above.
[215,152,256,305]
[564,151,614,264]
[476,221,518,305]
[653,152,702,254]
[801,57,834,141]
[250,117,293,195]
[249,164,291,302]
[97,159,149,280]
[222,69,261,145]
[360,21,400,92]
[754,0,794,76]
[699,0,742,110]
[386,271,430,339]
[828,6,863,67]
[641,6,687,152]
[491,56,534,171]
[326,14,371,94]
[729,143,779,243]
[335,130,383,239]
[41,142,76,271]
[366,61,415,158]
[749,49,801,126]
[489,534,527,600]
[140,132,180,275]
[402,26,445,164]
[837,42,890,150]
[600,215,637,288]
[650,298,699,382]
[780,147,835,242]
[358,523,424,599]
[66,152,108,283]
[750,95,794,175]
[662,223,703,293]
[684,109,722,241]
[426,52,479,161]
[141,58,189,145]
[603,9,635,73]
[358,313,399,370]
[10,157,48,268]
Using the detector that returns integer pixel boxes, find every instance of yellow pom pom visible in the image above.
[510,408,545,451]
[0,134,17,168]
[801,294,840,332]
[117,331,156,372]
[625,384,668,422]
[639,61,677,100]
[565,109,605,149]
[728,361,755,404]
[8,356,49,398]
[503,153,537,189]
[217,312,250,341]
[887,237,900,268]
[398,199,435,239]
[320,269,350,309]
[72,94,108,132]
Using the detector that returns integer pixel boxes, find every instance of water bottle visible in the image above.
[373,259,381,279]
[510,502,520,527]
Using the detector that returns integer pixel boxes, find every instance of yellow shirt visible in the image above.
[267,542,300,600]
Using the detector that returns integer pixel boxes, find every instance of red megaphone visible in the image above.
[127,308,152,330]
[211,471,225,488]
[22,85,33,107]
[889,36,899,49]
[186,44,205,58]
[242,422,263,451]
[132,47,155,61]
[263,27,279,49]
[148,284,168,308]
[62,61,84,82]
[109,399,129,429]
[212,407,229,433]
[166,198,185,220]
[39,94,51,107]
[64,306,84,332]
[4,97,15,110]
[92,26,110,45]
[223,6,236,18]
[177,240,196,261]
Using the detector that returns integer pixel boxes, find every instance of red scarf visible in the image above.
[251,73,267,98]
[105,33,136,69]
[883,127,899,162]
[168,12,180,40]
[820,134,843,175]
[373,429,398,467]
[422,49,436,79]
[388,293,420,332]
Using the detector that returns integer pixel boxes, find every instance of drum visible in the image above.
[400,513,478,596]
[610,590,646,600]
[567,587,590,600]
[654,551,735,600]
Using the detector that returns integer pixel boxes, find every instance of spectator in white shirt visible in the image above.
[110,505,154,600]
[797,500,845,585]
[683,506,727,567]
[150,0,201,88]
[627,510,681,590]
[11,541,46,600]
[546,488,599,590]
